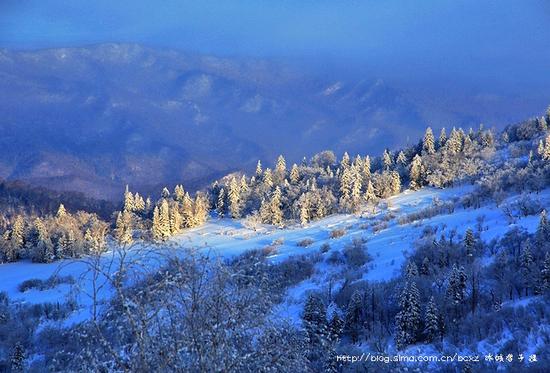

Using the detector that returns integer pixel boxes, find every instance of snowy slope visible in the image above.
[0,184,548,326]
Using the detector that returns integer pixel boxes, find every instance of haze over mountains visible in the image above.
[0,43,546,200]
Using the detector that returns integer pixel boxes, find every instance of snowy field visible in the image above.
[1,184,548,326]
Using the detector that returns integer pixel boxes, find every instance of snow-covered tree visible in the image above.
[290,163,300,184]
[263,168,274,188]
[395,281,421,350]
[423,127,436,155]
[228,177,241,219]
[382,149,393,170]
[409,154,423,190]
[424,296,441,342]
[390,171,401,195]
[10,342,25,372]
[341,152,350,169]
[447,264,467,305]
[255,160,263,177]
[270,186,284,227]
[56,203,67,219]
[438,127,447,148]
[344,290,363,343]
[115,210,133,245]
[169,202,182,235]
[275,155,287,182]
[464,228,476,257]
[216,188,225,217]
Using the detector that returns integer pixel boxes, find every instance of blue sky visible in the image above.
[1,1,550,89]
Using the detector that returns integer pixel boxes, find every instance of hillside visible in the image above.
[1,44,541,201]
[0,113,549,371]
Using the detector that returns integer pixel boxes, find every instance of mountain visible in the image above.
[0,43,538,201]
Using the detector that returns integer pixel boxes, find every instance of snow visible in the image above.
[0,184,548,327]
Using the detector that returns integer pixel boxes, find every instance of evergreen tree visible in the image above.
[169,202,182,235]
[543,135,550,160]
[423,127,436,155]
[382,149,393,170]
[541,252,550,293]
[344,291,363,343]
[152,200,171,241]
[420,257,431,276]
[364,180,377,206]
[255,160,263,177]
[447,264,467,305]
[339,167,352,208]
[115,210,133,245]
[263,168,274,188]
[303,294,329,368]
[538,116,548,132]
[299,193,310,226]
[179,192,193,228]
[537,210,550,244]
[228,177,241,219]
[446,127,463,154]
[270,186,284,227]
[161,187,171,199]
[438,127,447,148]
[362,155,371,183]
[275,155,287,181]
[350,165,363,211]
[395,281,421,350]
[520,245,534,296]
[290,164,300,184]
[10,342,25,372]
[11,216,25,252]
[405,261,419,280]
[396,151,407,166]
[216,188,225,217]
[464,228,476,258]
[538,140,545,157]
[124,187,135,212]
[134,193,145,212]
[424,296,440,342]
[174,185,185,202]
[240,175,249,195]
[409,154,423,190]
[390,171,401,195]
[341,152,350,169]
[193,193,209,226]
[56,203,67,219]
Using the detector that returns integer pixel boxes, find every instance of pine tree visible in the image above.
[152,200,171,241]
[538,140,545,157]
[270,186,284,227]
[446,127,463,154]
[124,187,135,212]
[169,202,182,234]
[424,296,440,342]
[216,188,225,217]
[299,193,310,226]
[350,165,363,211]
[409,154,423,190]
[423,127,436,155]
[161,187,171,199]
[520,245,534,296]
[275,155,287,181]
[364,180,377,206]
[344,291,363,343]
[32,218,55,262]
[543,135,550,161]
[303,294,329,366]
[538,116,548,132]
[193,193,209,226]
[438,127,447,148]
[11,216,25,250]
[382,149,393,170]
[464,228,475,257]
[10,342,25,372]
[255,160,263,177]
[174,185,185,202]
[405,261,419,280]
[339,167,352,208]
[447,264,467,305]
[341,152,350,169]
[390,171,401,195]
[228,177,241,219]
[181,192,194,227]
[362,155,371,182]
[240,175,249,195]
[263,168,274,188]
[134,193,145,212]
[115,210,133,245]
[420,257,430,276]
[290,164,300,184]
[396,151,407,166]
[537,210,550,244]
[56,204,67,219]
[541,252,550,293]
[395,281,421,350]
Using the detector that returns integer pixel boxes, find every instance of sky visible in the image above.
[1,1,550,91]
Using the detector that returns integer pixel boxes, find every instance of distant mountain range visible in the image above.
[0,43,543,200]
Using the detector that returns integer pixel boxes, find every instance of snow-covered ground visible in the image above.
[0,184,548,326]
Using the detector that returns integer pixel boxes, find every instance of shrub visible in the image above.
[329,229,346,239]
[343,238,371,268]
[297,238,314,247]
